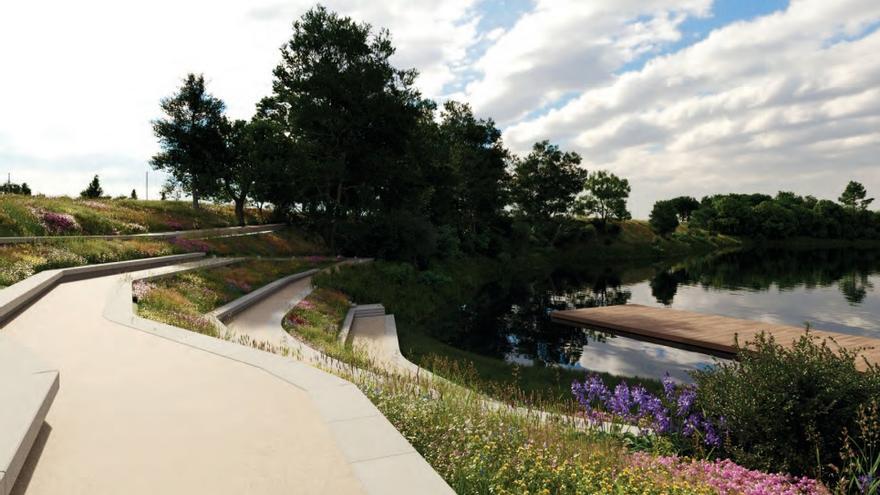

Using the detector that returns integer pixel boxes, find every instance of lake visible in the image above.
[457,247,880,382]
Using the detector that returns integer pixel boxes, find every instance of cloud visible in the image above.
[461,0,711,124]
[0,0,477,197]
[501,0,880,216]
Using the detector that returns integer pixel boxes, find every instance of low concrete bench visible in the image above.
[0,337,59,495]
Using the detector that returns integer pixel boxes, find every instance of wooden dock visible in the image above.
[551,304,880,369]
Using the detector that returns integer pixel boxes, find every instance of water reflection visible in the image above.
[455,247,880,381]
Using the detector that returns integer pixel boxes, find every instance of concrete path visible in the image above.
[1,262,365,495]
[224,277,326,362]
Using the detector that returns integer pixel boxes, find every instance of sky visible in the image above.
[1,0,879,217]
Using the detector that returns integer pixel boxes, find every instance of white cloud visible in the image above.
[0,0,476,197]
[462,0,711,124]
[502,0,880,216]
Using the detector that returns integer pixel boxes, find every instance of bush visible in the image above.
[692,331,880,481]
[650,200,679,235]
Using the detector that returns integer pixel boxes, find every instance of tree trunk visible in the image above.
[192,188,200,209]
[234,197,246,227]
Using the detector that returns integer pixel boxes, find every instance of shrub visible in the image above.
[650,200,679,235]
[692,331,880,481]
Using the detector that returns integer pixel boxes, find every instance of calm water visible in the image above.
[456,248,880,382]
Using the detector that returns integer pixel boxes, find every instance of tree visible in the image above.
[218,118,293,226]
[578,170,631,227]
[21,183,31,196]
[151,73,226,209]
[649,200,679,235]
[839,181,874,212]
[429,101,510,252]
[130,189,138,200]
[669,196,700,222]
[80,175,103,198]
[510,141,587,222]
[261,5,426,250]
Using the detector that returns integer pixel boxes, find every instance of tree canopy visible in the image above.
[80,175,103,199]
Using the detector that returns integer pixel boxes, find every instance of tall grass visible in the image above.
[0,196,264,236]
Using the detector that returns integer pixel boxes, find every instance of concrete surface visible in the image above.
[0,339,58,495]
[2,261,366,495]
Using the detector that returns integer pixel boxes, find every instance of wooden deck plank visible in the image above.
[551,304,880,370]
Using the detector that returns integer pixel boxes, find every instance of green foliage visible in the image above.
[649,200,679,235]
[80,175,103,199]
[840,181,874,212]
[510,140,587,223]
[687,183,880,240]
[577,170,632,227]
[151,73,227,207]
[693,331,880,481]
[0,182,31,195]
[669,196,700,222]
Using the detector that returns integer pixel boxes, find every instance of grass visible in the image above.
[0,239,182,287]
[187,229,329,257]
[281,287,374,367]
[560,220,742,261]
[0,228,326,288]
[134,258,334,336]
[0,195,265,236]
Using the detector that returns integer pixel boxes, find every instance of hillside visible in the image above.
[0,195,267,237]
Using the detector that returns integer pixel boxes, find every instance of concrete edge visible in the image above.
[135,258,244,285]
[0,223,286,245]
[0,338,60,495]
[209,269,320,322]
[338,306,357,346]
[107,265,453,495]
[0,253,206,327]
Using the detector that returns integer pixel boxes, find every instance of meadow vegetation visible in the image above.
[134,257,332,336]
[0,195,263,237]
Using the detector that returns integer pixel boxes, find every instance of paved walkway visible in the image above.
[225,277,326,362]
[1,263,365,495]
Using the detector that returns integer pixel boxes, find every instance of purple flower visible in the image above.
[857,474,874,494]
[662,372,676,401]
[676,386,696,416]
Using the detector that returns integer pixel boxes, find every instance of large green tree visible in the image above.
[261,6,427,250]
[151,73,226,209]
[578,170,631,227]
[510,141,587,222]
[839,180,874,212]
[430,101,510,252]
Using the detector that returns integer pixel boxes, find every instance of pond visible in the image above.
[456,247,880,382]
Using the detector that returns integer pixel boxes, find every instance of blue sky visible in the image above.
[1,0,879,217]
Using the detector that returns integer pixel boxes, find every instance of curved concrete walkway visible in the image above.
[225,276,326,362]
[1,260,365,495]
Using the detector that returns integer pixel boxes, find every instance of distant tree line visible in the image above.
[150,6,630,259]
[0,181,31,196]
[650,181,879,240]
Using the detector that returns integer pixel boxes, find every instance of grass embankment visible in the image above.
[0,195,265,236]
[0,228,325,288]
[561,220,742,261]
[134,257,333,336]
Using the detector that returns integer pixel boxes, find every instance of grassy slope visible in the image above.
[0,195,265,236]
[560,220,742,261]
[0,228,326,288]
[135,258,334,336]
